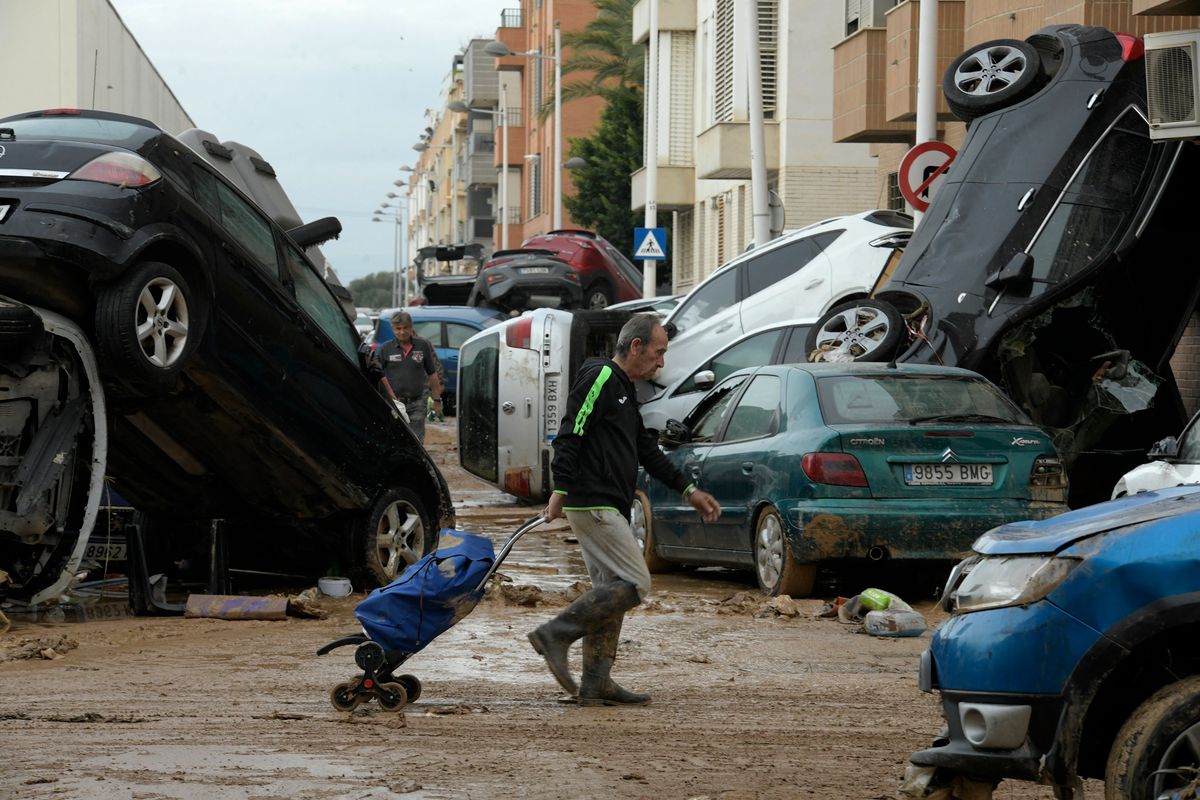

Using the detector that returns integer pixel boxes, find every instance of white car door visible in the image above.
[737,234,834,334]
[660,267,741,387]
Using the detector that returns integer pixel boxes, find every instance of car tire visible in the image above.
[752,505,815,597]
[631,490,675,574]
[943,38,1045,122]
[95,261,200,394]
[806,299,905,363]
[352,488,437,587]
[1105,676,1200,799]
[584,280,613,310]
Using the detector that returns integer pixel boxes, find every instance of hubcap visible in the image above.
[1153,720,1200,798]
[812,306,893,360]
[755,513,784,589]
[135,277,189,368]
[589,292,609,309]
[954,44,1027,97]
[374,500,425,580]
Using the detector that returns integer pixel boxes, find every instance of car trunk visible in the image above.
[833,424,1048,500]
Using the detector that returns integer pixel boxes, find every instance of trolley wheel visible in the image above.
[397,674,422,703]
[377,681,409,712]
[354,641,386,672]
[330,680,365,712]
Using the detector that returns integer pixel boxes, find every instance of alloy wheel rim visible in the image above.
[1153,720,1200,798]
[135,277,189,368]
[954,45,1027,97]
[755,513,784,588]
[813,306,892,359]
[375,500,424,579]
[588,292,609,309]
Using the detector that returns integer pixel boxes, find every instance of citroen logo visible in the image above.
[0,145,6,159]
[940,448,960,463]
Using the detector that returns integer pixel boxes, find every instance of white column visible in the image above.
[745,0,770,247]
[500,87,509,250]
[914,0,939,225]
[553,25,563,230]
[642,0,659,298]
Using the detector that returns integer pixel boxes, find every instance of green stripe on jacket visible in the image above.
[572,365,613,435]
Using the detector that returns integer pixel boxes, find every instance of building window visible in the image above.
[714,0,734,123]
[886,171,904,211]
[758,0,778,120]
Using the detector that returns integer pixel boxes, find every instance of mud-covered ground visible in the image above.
[1,423,1101,799]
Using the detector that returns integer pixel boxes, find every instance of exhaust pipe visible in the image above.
[867,545,888,561]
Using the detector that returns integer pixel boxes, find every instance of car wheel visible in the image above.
[585,281,613,310]
[1105,676,1200,799]
[353,488,436,587]
[943,38,1044,122]
[631,490,674,574]
[752,506,815,597]
[95,261,200,393]
[806,299,904,363]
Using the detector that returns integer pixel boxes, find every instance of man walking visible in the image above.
[379,311,442,444]
[529,313,720,706]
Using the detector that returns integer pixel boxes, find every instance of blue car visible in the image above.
[911,485,1200,798]
[375,306,506,415]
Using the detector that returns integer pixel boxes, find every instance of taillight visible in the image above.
[565,272,580,282]
[486,273,505,284]
[1029,456,1066,488]
[1115,32,1144,62]
[802,453,869,487]
[503,467,532,497]
[69,152,161,187]
[506,316,534,349]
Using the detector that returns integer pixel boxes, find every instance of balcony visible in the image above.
[832,27,914,143]
[632,0,697,44]
[494,12,528,71]
[695,121,779,180]
[630,165,695,211]
[885,0,963,122]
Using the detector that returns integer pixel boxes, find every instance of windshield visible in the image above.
[670,267,737,336]
[815,374,1027,425]
[0,116,155,147]
[459,333,500,481]
[1177,416,1200,462]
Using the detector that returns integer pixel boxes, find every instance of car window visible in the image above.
[808,230,845,250]
[815,374,1026,425]
[446,323,477,348]
[671,268,738,336]
[413,320,442,344]
[688,375,748,442]
[604,241,643,286]
[460,333,500,481]
[1,116,151,145]
[215,181,278,278]
[744,238,823,296]
[282,242,360,362]
[721,375,782,442]
[677,329,782,395]
[781,325,814,364]
[189,164,221,220]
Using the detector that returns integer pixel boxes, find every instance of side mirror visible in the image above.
[985,252,1034,295]
[663,321,677,340]
[287,216,342,249]
[359,342,383,379]
[1149,436,1180,461]
[693,369,716,391]
[659,418,692,448]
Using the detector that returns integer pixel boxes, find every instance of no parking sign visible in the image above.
[898,141,957,213]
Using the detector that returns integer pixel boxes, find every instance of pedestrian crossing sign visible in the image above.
[633,227,667,261]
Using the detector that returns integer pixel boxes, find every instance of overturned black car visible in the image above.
[0,109,453,603]
[466,249,583,313]
[807,25,1197,504]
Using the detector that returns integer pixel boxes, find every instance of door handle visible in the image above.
[714,323,732,334]
[525,398,533,418]
[805,278,824,290]
[690,467,701,479]
[741,461,754,475]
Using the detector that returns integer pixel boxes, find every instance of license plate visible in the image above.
[544,375,561,440]
[520,267,550,274]
[904,463,994,486]
[84,542,128,561]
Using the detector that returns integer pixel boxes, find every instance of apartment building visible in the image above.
[632,0,880,293]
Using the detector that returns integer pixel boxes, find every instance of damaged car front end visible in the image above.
[808,25,1196,505]
[0,299,107,605]
[909,486,1200,799]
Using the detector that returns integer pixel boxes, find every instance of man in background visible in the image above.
[379,311,442,444]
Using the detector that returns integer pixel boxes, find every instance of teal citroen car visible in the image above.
[632,363,1068,596]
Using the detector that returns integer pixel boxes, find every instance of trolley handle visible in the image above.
[474,514,548,593]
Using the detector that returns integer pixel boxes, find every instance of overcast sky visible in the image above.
[109,0,503,286]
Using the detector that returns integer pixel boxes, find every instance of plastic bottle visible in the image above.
[864,609,927,637]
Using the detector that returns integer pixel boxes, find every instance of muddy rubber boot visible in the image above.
[527,581,641,696]
[579,614,651,707]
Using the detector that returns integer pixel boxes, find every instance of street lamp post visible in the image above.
[448,97,509,251]
[485,30,563,230]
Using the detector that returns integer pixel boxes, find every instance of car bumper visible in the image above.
[481,275,582,309]
[779,498,1066,562]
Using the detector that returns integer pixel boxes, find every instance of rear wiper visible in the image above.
[908,413,1013,425]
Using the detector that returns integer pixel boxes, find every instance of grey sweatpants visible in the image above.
[565,508,652,600]
[402,391,429,444]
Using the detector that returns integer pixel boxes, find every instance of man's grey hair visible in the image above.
[615,313,663,357]
[390,311,412,326]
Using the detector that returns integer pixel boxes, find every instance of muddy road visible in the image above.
[1,423,1095,799]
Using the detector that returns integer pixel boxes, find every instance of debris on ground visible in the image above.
[424,703,489,715]
[182,594,328,620]
[899,763,996,799]
[1,634,78,662]
[714,591,805,618]
[825,589,927,637]
[0,607,9,636]
[490,581,588,607]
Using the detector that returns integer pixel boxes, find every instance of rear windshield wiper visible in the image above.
[908,413,1013,425]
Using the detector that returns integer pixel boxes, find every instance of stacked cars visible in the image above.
[0,109,453,603]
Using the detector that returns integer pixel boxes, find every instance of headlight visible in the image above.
[951,556,1079,614]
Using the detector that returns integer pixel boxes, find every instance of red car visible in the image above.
[520,229,643,309]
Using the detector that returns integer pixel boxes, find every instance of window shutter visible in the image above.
[714,0,735,123]
[757,0,778,120]
[669,32,695,165]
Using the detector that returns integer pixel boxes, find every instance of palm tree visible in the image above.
[542,0,643,117]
